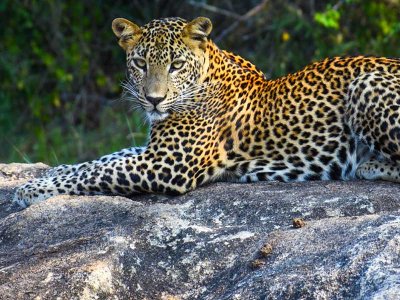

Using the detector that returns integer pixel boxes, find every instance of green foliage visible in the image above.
[1,0,399,164]
[314,7,340,29]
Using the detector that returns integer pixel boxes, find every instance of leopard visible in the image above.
[13,16,400,208]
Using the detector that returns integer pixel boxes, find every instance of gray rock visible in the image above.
[0,163,399,299]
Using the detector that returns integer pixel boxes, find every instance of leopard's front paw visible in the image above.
[13,180,56,208]
[13,182,35,208]
[13,185,29,208]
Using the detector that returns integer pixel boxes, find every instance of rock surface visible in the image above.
[0,163,399,299]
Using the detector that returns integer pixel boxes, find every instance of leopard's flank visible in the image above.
[14,17,400,207]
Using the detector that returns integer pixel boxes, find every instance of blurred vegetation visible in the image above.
[1,0,399,165]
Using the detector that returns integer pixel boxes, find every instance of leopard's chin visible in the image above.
[147,111,169,123]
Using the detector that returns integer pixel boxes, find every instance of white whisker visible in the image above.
[121,78,223,120]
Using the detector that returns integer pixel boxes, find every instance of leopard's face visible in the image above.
[113,17,212,122]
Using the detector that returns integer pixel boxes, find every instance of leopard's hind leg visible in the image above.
[346,71,400,182]
[356,160,400,182]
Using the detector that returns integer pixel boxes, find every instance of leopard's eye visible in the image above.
[133,58,147,70]
[169,60,185,72]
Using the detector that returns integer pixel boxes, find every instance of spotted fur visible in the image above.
[14,17,400,207]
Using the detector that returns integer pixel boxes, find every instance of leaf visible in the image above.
[314,8,341,30]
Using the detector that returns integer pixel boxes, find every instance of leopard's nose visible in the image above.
[146,95,166,106]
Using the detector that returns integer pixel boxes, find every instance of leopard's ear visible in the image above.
[182,17,212,51]
[112,18,142,50]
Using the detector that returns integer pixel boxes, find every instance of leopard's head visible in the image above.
[112,17,212,122]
